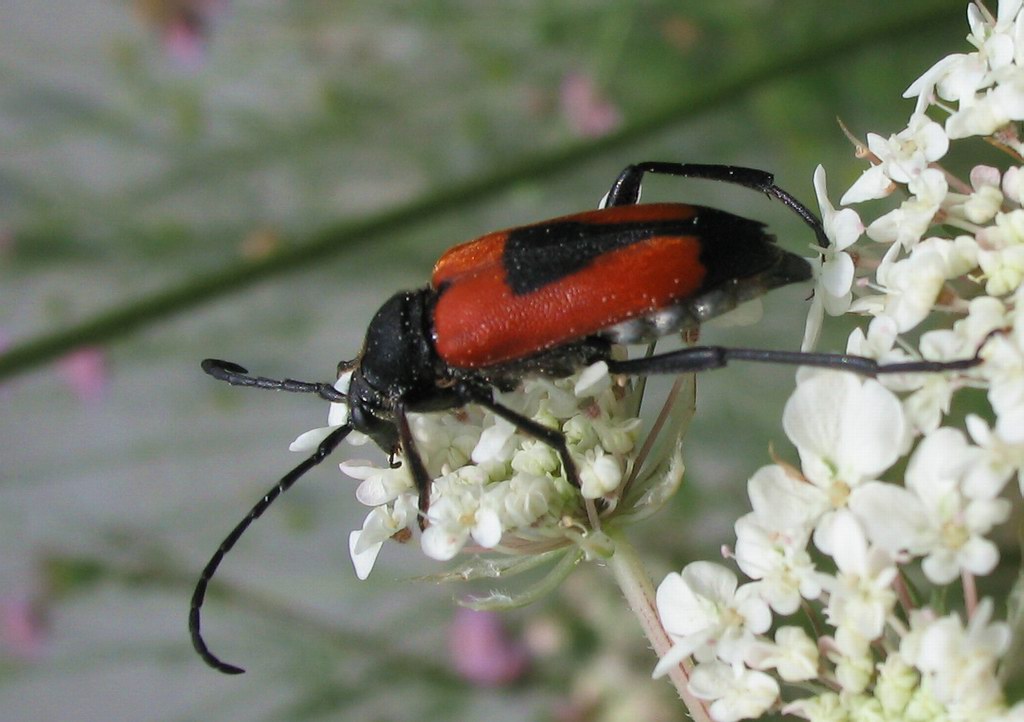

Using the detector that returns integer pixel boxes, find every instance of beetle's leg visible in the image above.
[190,424,352,675]
[202,359,346,403]
[604,162,829,249]
[394,402,438,530]
[455,383,583,491]
[605,344,984,377]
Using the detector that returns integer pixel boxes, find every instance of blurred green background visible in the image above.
[0,1,972,720]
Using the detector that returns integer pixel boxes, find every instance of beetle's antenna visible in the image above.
[190,424,352,675]
[202,359,346,402]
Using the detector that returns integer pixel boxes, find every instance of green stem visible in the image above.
[0,1,961,381]
[607,529,712,722]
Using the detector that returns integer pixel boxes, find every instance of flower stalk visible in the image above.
[607,529,713,722]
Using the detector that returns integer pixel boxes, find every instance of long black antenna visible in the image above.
[189,411,351,674]
[193,359,350,672]
[202,359,347,402]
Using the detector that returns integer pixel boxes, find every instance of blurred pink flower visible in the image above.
[449,608,529,686]
[134,0,228,67]
[56,346,108,403]
[560,72,622,138]
[1,594,47,661]
[163,19,208,67]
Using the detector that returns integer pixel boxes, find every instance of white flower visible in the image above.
[1003,164,1024,203]
[907,1,1024,98]
[903,599,1012,718]
[844,316,963,434]
[965,413,1024,496]
[947,69,1024,139]
[840,162,894,205]
[407,411,481,475]
[904,428,1008,581]
[819,512,898,642]
[757,5,1024,719]
[653,562,771,678]
[331,359,649,577]
[870,114,950,184]
[342,459,413,507]
[970,0,1023,68]
[845,315,905,365]
[803,166,863,350]
[573,360,612,396]
[782,371,908,551]
[744,626,819,682]
[733,513,820,615]
[577,447,623,498]
[840,116,949,205]
[733,465,824,613]
[979,314,1024,418]
[497,472,561,528]
[687,661,779,722]
[904,1,1024,138]
[784,372,907,490]
[864,167,948,249]
[851,428,1008,583]
[954,165,1005,223]
[746,464,829,533]
[470,416,517,466]
[982,208,1024,246]
[876,245,948,332]
[420,469,504,561]
[348,494,417,579]
[979,241,1024,295]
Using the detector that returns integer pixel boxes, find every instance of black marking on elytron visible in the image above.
[692,214,810,292]
[501,206,795,296]
[502,215,694,295]
[604,221,811,345]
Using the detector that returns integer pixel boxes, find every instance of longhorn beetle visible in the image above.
[192,162,984,674]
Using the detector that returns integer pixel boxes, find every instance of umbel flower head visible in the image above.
[293,356,693,600]
[652,2,1024,720]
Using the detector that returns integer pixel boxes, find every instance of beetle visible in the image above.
[191,162,983,674]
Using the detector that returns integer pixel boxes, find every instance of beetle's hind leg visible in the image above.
[603,161,829,249]
[605,344,985,377]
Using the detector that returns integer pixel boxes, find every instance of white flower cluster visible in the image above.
[654,3,1024,720]
[656,374,1021,721]
[292,361,660,580]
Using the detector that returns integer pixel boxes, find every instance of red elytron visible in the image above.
[432,204,711,367]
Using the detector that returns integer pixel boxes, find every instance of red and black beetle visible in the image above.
[191,162,981,674]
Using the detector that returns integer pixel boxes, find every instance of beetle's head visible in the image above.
[343,364,400,452]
